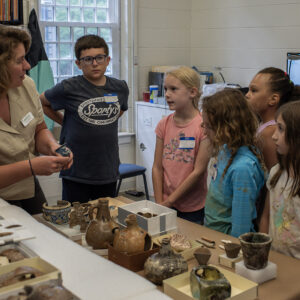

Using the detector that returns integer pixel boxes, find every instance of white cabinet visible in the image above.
[135,102,172,197]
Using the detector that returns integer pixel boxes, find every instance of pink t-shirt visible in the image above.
[155,112,207,212]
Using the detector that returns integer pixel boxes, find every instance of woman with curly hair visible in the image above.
[202,88,266,237]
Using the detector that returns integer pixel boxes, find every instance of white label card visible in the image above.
[179,137,195,149]
[104,94,118,103]
[21,112,34,127]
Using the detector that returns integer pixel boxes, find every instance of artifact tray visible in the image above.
[37,197,126,241]
[0,279,81,300]
[0,242,38,266]
[118,200,177,236]
[153,233,202,261]
[163,265,258,300]
[0,219,35,245]
[0,257,61,295]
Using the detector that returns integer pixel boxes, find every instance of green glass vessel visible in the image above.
[190,265,231,300]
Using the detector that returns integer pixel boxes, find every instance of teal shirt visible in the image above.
[204,145,265,237]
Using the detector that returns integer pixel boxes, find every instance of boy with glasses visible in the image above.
[40,35,129,203]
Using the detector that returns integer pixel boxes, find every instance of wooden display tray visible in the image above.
[36,197,126,242]
[153,233,202,261]
[163,265,258,300]
[0,279,80,300]
[108,244,160,272]
[0,257,61,295]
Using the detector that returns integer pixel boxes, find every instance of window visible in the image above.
[38,0,120,83]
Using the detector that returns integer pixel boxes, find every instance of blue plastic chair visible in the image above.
[116,164,150,200]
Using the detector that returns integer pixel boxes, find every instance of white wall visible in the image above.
[190,0,300,87]
[136,0,192,99]
[136,0,300,92]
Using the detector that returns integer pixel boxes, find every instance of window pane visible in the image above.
[56,0,68,5]
[41,6,54,21]
[96,0,107,7]
[70,7,81,22]
[45,26,57,42]
[74,62,82,75]
[96,8,107,23]
[60,27,71,41]
[41,0,53,4]
[100,28,111,42]
[59,60,72,76]
[83,0,94,6]
[86,27,97,35]
[108,43,112,58]
[70,0,80,5]
[60,44,72,58]
[55,7,68,21]
[50,60,58,76]
[106,63,111,75]
[83,8,94,22]
[73,27,84,41]
[45,43,57,59]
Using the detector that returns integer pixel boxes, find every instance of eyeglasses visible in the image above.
[79,54,107,65]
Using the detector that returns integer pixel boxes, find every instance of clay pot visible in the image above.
[224,243,241,259]
[144,238,188,285]
[85,199,118,250]
[239,232,272,270]
[113,214,151,254]
[193,247,211,265]
[190,265,231,300]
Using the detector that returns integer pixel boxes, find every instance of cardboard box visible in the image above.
[118,200,177,236]
[163,265,258,300]
[218,253,243,269]
[108,244,160,272]
[153,234,202,261]
[0,279,80,300]
[0,242,38,265]
[0,257,61,295]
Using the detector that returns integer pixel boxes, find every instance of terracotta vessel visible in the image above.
[113,214,151,254]
[144,238,188,285]
[190,265,231,300]
[224,243,241,259]
[85,199,118,250]
[193,247,211,265]
[69,202,91,232]
[239,232,272,270]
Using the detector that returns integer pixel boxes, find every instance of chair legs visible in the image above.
[115,178,122,197]
[115,172,149,200]
[142,173,150,200]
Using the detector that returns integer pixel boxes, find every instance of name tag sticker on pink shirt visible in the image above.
[21,112,34,127]
[179,137,195,149]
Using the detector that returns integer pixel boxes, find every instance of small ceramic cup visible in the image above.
[42,200,71,225]
[224,243,241,259]
[193,247,211,265]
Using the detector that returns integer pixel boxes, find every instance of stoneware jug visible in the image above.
[113,214,151,254]
[144,238,188,285]
[85,199,118,249]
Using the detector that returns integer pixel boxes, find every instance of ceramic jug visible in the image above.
[113,214,151,254]
[85,199,117,249]
[144,238,188,285]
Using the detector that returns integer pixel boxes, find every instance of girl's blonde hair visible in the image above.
[166,66,201,109]
[0,25,31,94]
[202,88,265,176]
[270,100,300,197]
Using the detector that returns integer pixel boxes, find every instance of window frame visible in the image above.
[38,0,120,83]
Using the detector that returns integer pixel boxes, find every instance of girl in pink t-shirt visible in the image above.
[152,66,210,224]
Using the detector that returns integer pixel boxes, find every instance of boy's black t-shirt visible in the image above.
[45,75,129,184]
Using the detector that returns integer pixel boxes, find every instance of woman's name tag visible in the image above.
[21,112,34,127]
[179,137,195,149]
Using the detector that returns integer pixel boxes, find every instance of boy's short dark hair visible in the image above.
[74,35,109,60]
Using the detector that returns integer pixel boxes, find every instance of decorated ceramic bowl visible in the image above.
[42,200,71,225]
